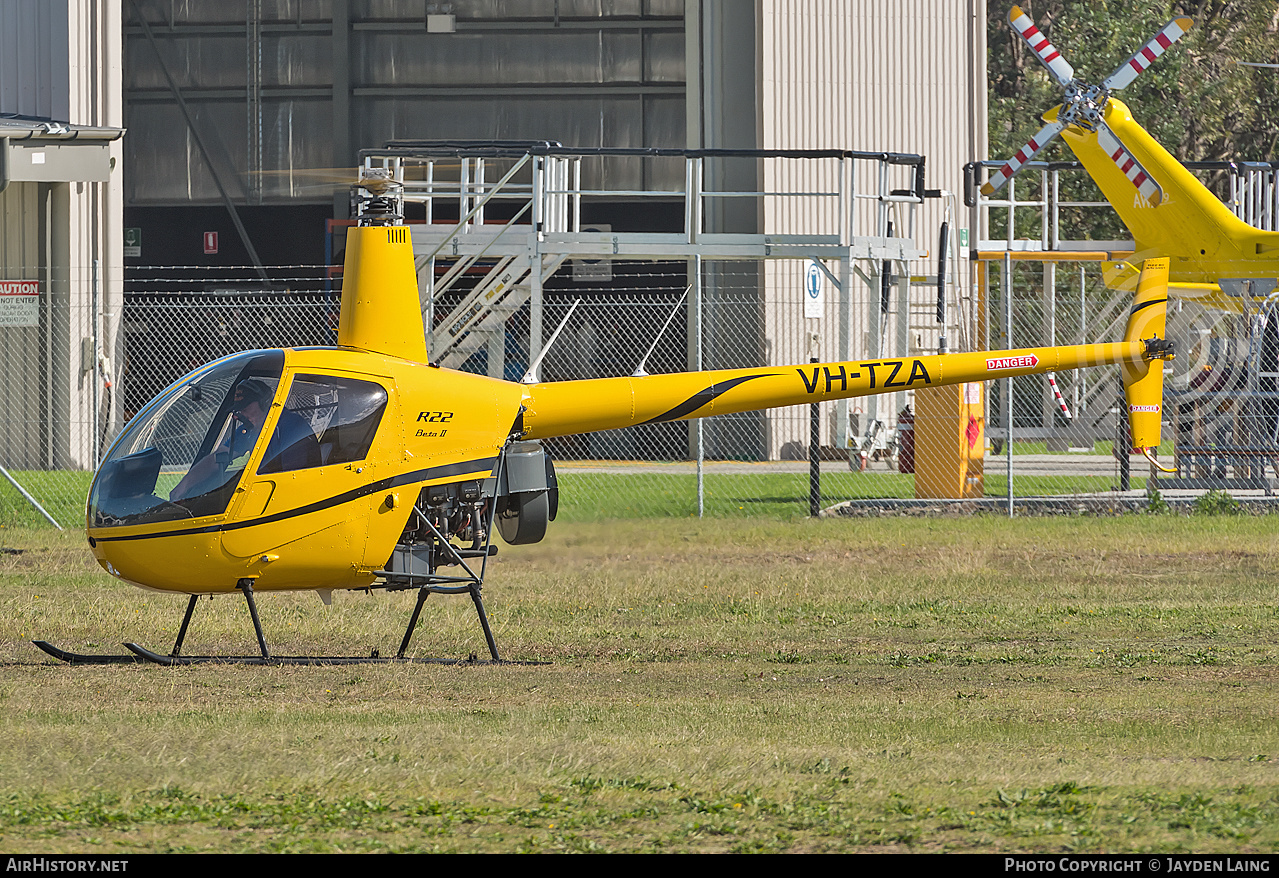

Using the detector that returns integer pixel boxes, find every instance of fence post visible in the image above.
[1117,396,1131,492]
[92,258,100,466]
[809,338,820,517]
[692,254,704,518]
[1004,251,1014,516]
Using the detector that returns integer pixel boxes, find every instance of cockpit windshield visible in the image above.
[88,352,284,527]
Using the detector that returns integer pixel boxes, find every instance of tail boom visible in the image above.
[520,340,1157,440]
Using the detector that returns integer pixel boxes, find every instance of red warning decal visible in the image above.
[985,354,1039,371]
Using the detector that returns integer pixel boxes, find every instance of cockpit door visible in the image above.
[221,371,397,589]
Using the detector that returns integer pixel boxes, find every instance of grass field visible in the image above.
[1,513,1276,853]
[0,467,1148,528]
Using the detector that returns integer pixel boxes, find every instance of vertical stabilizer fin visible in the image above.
[338,225,429,363]
[1122,258,1170,450]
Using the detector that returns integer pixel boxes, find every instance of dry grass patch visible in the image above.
[0,517,1276,851]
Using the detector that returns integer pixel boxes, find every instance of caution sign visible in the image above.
[0,280,40,327]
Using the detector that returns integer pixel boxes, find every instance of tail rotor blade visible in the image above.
[1102,16,1193,91]
[1009,5,1075,86]
[980,118,1067,197]
[1096,123,1163,206]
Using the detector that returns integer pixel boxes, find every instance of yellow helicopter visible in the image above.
[34,159,1174,666]
[981,6,1279,480]
[983,6,1279,312]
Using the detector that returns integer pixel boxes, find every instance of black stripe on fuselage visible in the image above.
[638,374,770,425]
[91,456,499,543]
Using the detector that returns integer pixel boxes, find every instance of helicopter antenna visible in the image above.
[632,285,691,378]
[521,299,582,384]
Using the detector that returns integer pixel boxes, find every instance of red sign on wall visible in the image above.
[0,279,40,327]
[203,231,219,255]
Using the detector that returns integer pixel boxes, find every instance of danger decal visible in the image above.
[985,354,1039,372]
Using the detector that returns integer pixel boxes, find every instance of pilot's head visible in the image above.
[232,378,273,425]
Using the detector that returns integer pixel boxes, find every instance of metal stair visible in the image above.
[432,252,567,369]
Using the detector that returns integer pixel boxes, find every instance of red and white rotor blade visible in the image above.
[1047,373,1072,419]
[1102,16,1194,91]
[1096,123,1163,206]
[1009,5,1075,87]
[980,118,1067,197]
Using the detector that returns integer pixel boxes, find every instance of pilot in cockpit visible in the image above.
[171,377,275,500]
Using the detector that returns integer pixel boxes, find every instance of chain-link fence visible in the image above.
[1,256,1272,528]
[0,264,336,528]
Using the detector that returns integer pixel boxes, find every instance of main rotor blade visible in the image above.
[980,118,1067,197]
[1009,5,1075,87]
[1102,16,1193,91]
[1096,123,1163,206]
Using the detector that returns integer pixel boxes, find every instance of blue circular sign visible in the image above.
[806,263,821,298]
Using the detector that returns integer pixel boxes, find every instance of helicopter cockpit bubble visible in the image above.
[88,351,284,527]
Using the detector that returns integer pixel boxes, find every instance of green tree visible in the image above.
[988,1,1279,241]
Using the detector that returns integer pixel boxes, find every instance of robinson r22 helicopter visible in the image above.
[35,157,1174,666]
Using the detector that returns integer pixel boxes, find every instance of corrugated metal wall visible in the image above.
[0,0,62,466]
[0,183,47,468]
[0,0,124,470]
[0,0,73,119]
[757,0,986,453]
[124,0,687,205]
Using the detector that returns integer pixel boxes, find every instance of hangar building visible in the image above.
[3,1,986,472]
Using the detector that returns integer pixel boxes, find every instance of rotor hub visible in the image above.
[352,168,405,227]
[983,8,1191,205]
[1059,81,1108,130]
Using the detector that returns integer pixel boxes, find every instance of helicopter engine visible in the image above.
[384,440,559,588]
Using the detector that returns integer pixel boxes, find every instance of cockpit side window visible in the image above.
[257,374,388,475]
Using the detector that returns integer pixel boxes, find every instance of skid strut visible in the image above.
[386,508,503,662]
[32,594,203,665]
[37,578,528,667]
[37,538,538,667]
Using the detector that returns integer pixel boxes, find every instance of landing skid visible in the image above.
[119,642,534,667]
[36,492,546,667]
[31,639,508,666]
[31,640,149,665]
